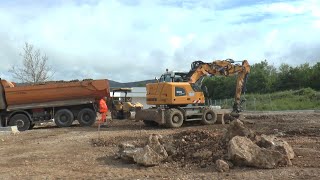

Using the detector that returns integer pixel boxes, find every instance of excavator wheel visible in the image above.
[165,108,184,128]
[201,108,217,125]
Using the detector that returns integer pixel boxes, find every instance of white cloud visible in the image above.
[169,36,182,49]
[0,0,319,83]
[265,2,305,14]
[314,20,320,28]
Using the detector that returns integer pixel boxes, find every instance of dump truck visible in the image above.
[0,78,110,131]
[135,59,250,128]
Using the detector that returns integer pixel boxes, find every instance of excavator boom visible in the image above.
[187,59,250,115]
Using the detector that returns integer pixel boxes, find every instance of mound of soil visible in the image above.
[166,130,226,166]
[91,138,109,147]
[91,136,146,147]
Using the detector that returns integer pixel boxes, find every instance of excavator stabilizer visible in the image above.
[135,108,165,126]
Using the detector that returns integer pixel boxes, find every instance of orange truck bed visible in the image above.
[0,79,110,109]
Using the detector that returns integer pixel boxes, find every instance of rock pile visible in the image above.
[116,134,168,166]
[116,119,295,170]
[227,120,294,169]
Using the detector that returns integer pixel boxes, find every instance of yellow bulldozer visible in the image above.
[135,59,250,127]
[110,88,143,120]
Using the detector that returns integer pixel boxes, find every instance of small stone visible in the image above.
[192,150,212,158]
[216,159,230,172]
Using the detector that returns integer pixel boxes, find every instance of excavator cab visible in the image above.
[110,88,143,120]
[158,70,189,83]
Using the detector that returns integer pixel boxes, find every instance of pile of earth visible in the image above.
[91,135,146,147]
[164,130,226,167]
[115,119,295,171]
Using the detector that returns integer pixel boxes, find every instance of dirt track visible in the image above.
[1,111,320,180]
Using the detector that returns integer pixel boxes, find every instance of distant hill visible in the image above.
[109,79,156,88]
[14,79,156,88]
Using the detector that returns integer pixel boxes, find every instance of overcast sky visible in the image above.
[0,0,319,82]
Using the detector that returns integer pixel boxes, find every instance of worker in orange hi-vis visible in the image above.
[98,97,109,127]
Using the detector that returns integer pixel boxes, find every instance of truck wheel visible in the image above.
[54,109,74,127]
[29,123,35,130]
[165,108,184,128]
[9,114,31,131]
[77,108,96,126]
[201,108,217,125]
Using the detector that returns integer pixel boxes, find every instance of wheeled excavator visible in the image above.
[135,59,250,128]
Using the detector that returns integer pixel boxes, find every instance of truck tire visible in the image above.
[201,108,217,125]
[9,114,31,131]
[165,108,184,128]
[77,108,96,126]
[54,109,74,127]
[29,123,35,130]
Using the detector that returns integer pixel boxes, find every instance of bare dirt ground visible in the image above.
[1,111,320,180]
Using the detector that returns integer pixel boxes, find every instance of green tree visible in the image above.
[310,62,320,90]
[276,63,312,91]
[246,60,277,93]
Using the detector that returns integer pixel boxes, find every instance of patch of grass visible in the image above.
[211,88,320,111]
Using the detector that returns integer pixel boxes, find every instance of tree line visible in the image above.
[202,60,320,99]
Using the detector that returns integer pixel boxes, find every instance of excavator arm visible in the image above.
[186,59,250,116]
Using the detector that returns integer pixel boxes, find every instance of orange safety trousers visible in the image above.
[99,112,107,124]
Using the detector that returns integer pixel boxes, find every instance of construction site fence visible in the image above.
[205,96,317,111]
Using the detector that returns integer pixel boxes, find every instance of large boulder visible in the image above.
[117,142,140,161]
[117,134,168,166]
[257,134,295,160]
[223,119,255,142]
[162,140,176,156]
[133,145,166,166]
[228,136,291,169]
[148,134,168,158]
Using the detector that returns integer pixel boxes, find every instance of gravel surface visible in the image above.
[0,111,320,179]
